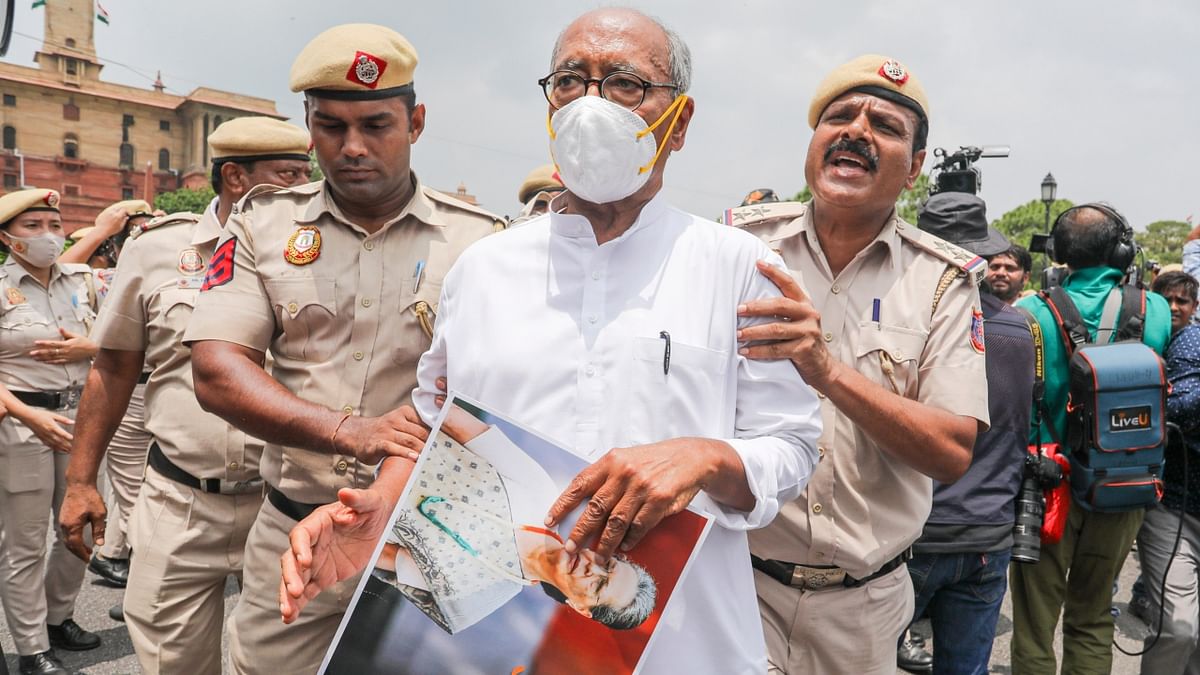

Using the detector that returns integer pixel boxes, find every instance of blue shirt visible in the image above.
[1163,324,1200,515]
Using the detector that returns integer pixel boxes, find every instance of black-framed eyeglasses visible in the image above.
[538,70,677,112]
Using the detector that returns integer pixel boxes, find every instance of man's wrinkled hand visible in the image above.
[59,483,107,561]
[737,260,837,390]
[545,438,714,561]
[338,405,428,464]
[279,486,394,624]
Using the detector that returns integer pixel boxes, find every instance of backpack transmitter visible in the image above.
[1042,285,1166,512]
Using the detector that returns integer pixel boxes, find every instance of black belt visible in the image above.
[751,550,912,591]
[137,372,151,384]
[11,388,82,410]
[148,441,261,496]
[268,487,322,522]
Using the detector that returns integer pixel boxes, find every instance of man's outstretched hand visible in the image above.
[279,486,394,623]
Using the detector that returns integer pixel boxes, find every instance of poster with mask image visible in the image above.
[319,394,713,675]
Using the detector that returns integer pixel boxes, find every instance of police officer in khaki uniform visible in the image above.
[58,117,312,674]
[78,198,157,588]
[0,188,101,675]
[731,55,990,674]
[510,163,564,225]
[184,24,503,675]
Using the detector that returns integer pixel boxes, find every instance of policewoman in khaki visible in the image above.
[59,117,312,675]
[732,56,990,674]
[184,25,503,675]
[0,188,103,672]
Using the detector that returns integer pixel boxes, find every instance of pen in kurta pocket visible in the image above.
[872,298,881,324]
[659,330,671,375]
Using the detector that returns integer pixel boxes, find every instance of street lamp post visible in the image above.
[1041,172,1058,232]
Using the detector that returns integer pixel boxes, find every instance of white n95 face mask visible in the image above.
[7,232,66,268]
[548,94,688,205]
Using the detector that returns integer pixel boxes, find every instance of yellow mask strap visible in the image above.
[635,94,688,175]
[546,110,556,141]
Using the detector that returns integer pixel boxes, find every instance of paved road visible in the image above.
[0,544,1160,674]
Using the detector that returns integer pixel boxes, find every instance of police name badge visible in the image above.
[5,287,26,305]
[284,226,322,265]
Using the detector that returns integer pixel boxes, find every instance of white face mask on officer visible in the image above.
[548,94,688,205]
[5,232,66,268]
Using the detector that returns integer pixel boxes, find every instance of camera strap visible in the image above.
[1016,305,1061,449]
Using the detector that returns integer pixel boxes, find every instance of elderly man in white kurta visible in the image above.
[278,9,822,674]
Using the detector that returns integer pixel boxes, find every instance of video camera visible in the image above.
[930,145,1011,196]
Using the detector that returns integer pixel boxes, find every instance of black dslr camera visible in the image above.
[1012,452,1065,565]
[930,145,1010,196]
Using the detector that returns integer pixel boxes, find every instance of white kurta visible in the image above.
[414,193,822,674]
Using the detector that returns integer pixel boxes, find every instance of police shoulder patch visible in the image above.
[129,211,200,241]
[897,224,987,286]
[723,201,808,230]
[970,306,986,353]
[201,237,237,291]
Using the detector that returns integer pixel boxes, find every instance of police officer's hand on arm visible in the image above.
[192,340,428,464]
[738,260,977,483]
[59,347,145,560]
[546,438,755,562]
[59,202,128,265]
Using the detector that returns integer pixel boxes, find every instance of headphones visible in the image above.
[1045,202,1136,271]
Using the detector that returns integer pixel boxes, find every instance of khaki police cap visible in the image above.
[69,225,94,242]
[808,54,930,129]
[517,165,564,204]
[111,199,153,217]
[289,23,418,100]
[0,188,60,225]
[209,117,311,163]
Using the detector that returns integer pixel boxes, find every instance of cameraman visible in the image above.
[1009,204,1171,674]
[1138,270,1200,673]
[896,193,1034,674]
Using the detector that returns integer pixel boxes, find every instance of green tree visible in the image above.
[309,151,324,182]
[1135,220,1189,266]
[990,198,1074,252]
[790,186,812,202]
[155,186,216,215]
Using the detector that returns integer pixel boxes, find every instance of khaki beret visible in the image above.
[290,24,418,100]
[0,188,60,225]
[808,54,930,129]
[517,165,564,204]
[69,225,94,242]
[209,117,311,163]
[111,199,153,217]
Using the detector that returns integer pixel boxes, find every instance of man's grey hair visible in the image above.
[550,9,693,94]
[588,559,658,631]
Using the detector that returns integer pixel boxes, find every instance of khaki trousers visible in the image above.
[227,497,363,675]
[98,382,150,560]
[1009,501,1143,674]
[755,563,913,674]
[0,410,99,656]
[123,465,263,675]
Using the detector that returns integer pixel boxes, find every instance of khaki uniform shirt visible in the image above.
[740,203,990,579]
[0,257,94,392]
[183,176,503,504]
[94,201,262,482]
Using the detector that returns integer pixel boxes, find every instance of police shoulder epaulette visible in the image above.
[723,201,808,229]
[128,211,200,241]
[59,262,93,276]
[896,223,987,286]
[422,186,506,229]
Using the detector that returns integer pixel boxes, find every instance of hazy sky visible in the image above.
[6,1,1196,233]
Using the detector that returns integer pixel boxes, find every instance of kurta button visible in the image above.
[364,241,374,251]
[818,446,826,458]
[591,271,600,280]
[585,366,595,376]
[287,302,299,314]
[831,284,840,294]
[812,503,823,514]
[817,392,827,399]
[588,314,597,324]
[342,406,353,414]
[228,461,239,470]
[361,298,372,308]
[823,332,833,342]
[335,460,348,472]
[353,351,364,360]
